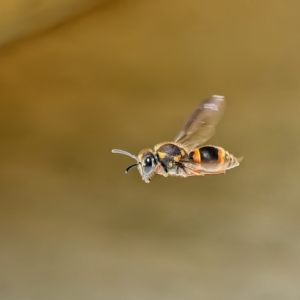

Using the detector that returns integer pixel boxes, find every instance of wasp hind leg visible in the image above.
[178,164,205,177]
[202,169,226,175]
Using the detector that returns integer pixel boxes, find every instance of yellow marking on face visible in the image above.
[157,151,166,159]
[168,162,173,167]
[181,149,186,157]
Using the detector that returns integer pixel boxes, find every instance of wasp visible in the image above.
[112,95,241,183]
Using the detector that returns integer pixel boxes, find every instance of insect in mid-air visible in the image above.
[112,95,241,183]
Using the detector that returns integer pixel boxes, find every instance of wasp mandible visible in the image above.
[112,95,241,183]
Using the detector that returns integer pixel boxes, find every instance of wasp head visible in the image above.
[112,148,157,183]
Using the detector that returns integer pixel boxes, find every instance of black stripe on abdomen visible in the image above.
[199,146,219,162]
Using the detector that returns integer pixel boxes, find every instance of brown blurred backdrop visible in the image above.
[1,0,300,299]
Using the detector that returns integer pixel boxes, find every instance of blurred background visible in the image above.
[1,0,300,299]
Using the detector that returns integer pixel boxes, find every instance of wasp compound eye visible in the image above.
[143,156,154,175]
[145,157,152,166]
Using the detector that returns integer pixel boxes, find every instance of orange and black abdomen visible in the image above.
[189,146,239,172]
[189,146,224,163]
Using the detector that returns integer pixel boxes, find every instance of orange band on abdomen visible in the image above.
[217,148,225,164]
[192,149,201,163]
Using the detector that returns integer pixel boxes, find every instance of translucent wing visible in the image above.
[173,95,226,150]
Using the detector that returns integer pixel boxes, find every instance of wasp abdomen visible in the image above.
[189,146,239,173]
[189,146,219,163]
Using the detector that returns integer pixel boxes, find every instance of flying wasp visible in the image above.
[112,95,241,183]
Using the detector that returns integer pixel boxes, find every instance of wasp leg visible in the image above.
[179,165,205,177]
[202,170,226,175]
[155,164,169,177]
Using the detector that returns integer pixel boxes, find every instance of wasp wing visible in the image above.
[173,95,226,150]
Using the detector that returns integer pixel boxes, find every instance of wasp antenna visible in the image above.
[125,163,139,173]
[112,149,138,161]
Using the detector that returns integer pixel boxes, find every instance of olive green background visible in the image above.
[1,0,300,299]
